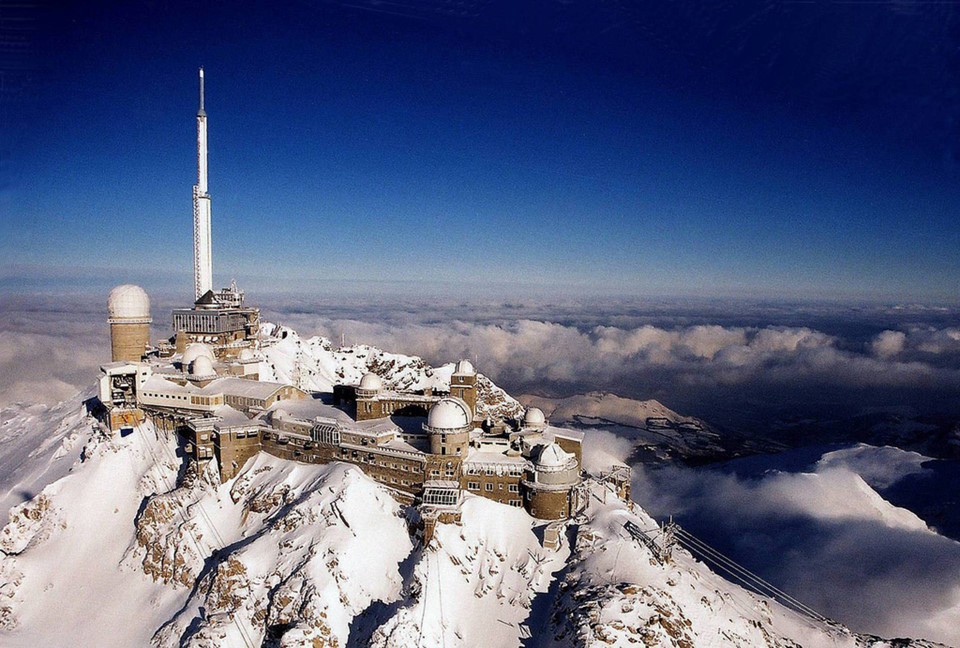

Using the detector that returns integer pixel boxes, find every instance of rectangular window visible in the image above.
[468,481,480,490]
[423,488,459,507]
[485,483,493,492]
[510,500,522,507]
[509,484,518,493]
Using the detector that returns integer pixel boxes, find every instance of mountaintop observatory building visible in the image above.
[98,69,587,524]
[108,284,152,362]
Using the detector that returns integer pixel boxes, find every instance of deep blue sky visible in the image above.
[4,1,960,301]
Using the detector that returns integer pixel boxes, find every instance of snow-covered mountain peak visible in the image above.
[0,323,948,647]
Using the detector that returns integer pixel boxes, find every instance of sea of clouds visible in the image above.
[4,292,960,426]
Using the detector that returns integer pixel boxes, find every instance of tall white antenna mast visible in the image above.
[192,67,213,300]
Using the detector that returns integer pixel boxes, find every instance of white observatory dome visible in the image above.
[190,354,215,376]
[523,407,546,428]
[107,284,151,320]
[238,348,255,361]
[182,343,215,366]
[535,443,574,471]
[454,359,475,375]
[358,372,383,392]
[427,398,471,430]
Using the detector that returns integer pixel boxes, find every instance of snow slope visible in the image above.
[0,409,943,647]
[0,408,190,646]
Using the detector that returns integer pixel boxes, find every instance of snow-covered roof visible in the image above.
[463,450,527,467]
[100,361,140,374]
[142,375,201,394]
[213,405,254,428]
[423,480,460,490]
[203,377,303,400]
[379,437,425,456]
[107,284,150,320]
[353,418,402,435]
[376,391,438,403]
[265,398,354,426]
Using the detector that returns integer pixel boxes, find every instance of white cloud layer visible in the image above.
[5,295,960,419]
[631,451,960,645]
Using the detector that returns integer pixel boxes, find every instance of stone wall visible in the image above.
[216,429,263,481]
[110,322,150,362]
[461,471,523,507]
[525,486,571,520]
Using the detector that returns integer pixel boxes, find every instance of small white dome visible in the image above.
[358,372,382,392]
[427,398,471,430]
[524,407,546,428]
[536,443,573,469]
[454,359,475,375]
[108,284,151,320]
[238,348,255,361]
[182,343,215,366]
[190,355,215,376]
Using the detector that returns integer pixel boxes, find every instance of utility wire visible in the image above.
[673,527,831,626]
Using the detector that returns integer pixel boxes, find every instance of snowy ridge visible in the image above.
[521,391,779,464]
[260,323,524,421]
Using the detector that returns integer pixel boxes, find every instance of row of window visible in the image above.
[464,465,524,477]
[373,473,413,487]
[173,312,247,334]
[466,482,519,493]
[141,392,224,407]
[143,392,189,402]
[422,489,460,506]
[340,448,423,473]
